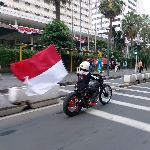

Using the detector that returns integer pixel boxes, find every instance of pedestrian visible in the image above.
[118,61,120,70]
[123,61,127,69]
[138,60,143,73]
[0,65,2,80]
[89,59,94,72]
[115,61,118,72]
[93,57,98,72]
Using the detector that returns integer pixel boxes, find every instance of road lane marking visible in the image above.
[111,99,150,112]
[119,88,150,93]
[113,92,150,101]
[59,89,71,93]
[0,99,63,121]
[131,85,150,90]
[87,109,150,133]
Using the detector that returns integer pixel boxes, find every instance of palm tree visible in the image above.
[44,0,71,20]
[99,0,125,45]
[122,12,142,68]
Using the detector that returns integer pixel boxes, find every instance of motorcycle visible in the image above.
[63,72,112,117]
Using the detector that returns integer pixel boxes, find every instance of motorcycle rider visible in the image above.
[77,61,102,106]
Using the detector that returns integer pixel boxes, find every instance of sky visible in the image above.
[144,0,150,15]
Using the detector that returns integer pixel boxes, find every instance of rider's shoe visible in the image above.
[88,101,96,106]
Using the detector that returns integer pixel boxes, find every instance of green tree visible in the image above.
[112,26,125,49]
[44,0,71,20]
[139,14,150,51]
[122,12,142,68]
[99,0,125,45]
[38,20,73,49]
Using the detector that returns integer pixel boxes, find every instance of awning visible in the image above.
[102,58,107,65]
[74,37,86,43]
[0,22,43,34]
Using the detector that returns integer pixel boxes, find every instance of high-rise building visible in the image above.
[92,0,145,38]
[0,0,94,44]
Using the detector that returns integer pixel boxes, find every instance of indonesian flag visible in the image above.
[10,44,68,96]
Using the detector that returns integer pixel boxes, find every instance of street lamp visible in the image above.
[106,28,110,76]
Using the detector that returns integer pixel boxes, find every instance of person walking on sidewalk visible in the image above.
[123,61,127,69]
[115,60,118,72]
[139,60,143,73]
[118,61,120,70]
[0,65,2,80]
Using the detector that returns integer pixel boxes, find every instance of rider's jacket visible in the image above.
[77,70,100,90]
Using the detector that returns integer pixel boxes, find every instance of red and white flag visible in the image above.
[10,44,68,96]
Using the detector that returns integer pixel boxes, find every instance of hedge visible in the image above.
[0,47,145,72]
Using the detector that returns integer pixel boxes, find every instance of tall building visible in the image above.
[92,0,145,38]
[0,0,94,44]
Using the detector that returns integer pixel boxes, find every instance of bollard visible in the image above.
[8,87,18,103]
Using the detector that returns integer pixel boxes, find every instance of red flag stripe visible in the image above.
[10,44,61,82]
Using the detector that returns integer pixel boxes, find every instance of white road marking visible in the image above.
[111,99,150,112]
[119,88,150,93]
[113,92,150,101]
[111,83,118,85]
[131,85,150,90]
[104,82,111,83]
[0,99,63,121]
[59,89,71,93]
[87,109,150,133]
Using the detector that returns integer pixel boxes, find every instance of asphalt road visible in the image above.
[1,81,150,150]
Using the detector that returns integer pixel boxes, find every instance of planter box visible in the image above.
[8,84,60,105]
[124,75,136,85]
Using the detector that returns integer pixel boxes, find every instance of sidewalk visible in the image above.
[0,68,148,90]
[59,68,144,85]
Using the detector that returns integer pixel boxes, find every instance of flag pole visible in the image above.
[88,0,90,51]
[80,0,82,51]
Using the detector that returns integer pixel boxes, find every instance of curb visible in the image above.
[58,75,122,86]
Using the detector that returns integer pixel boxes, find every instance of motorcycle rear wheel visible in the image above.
[99,84,112,105]
[63,92,82,117]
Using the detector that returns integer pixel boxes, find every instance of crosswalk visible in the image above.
[60,81,150,133]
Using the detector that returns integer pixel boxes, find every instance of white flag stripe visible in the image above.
[87,109,150,133]
[119,88,150,93]
[111,99,150,112]
[113,92,150,101]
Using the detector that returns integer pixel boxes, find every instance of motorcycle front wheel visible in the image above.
[99,84,112,105]
[63,92,82,117]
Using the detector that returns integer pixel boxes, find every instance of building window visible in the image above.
[44,16,49,19]
[53,11,56,14]
[44,8,49,12]
[35,5,40,9]
[13,0,19,2]
[25,2,30,6]
[44,0,49,4]
[14,8,20,11]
